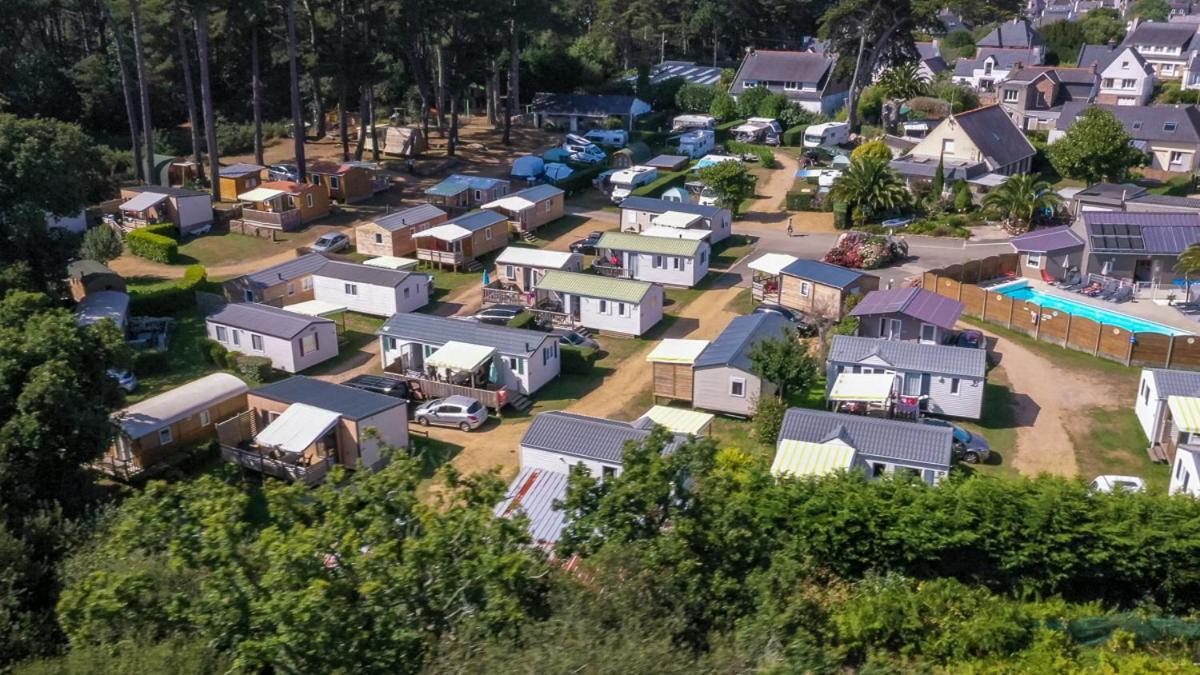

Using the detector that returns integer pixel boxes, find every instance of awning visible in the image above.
[120,191,168,212]
[363,256,420,271]
[967,173,1009,187]
[283,300,347,317]
[254,403,341,455]
[426,341,496,372]
[483,196,535,212]
[413,224,472,242]
[652,211,704,229]
[646,339,710,364]
[829,372,896,402]
[749,253,799,276]
[771,439,857,477]
[639,406,714,436]
[237,187,286,202]
[641,226,710,241]
[1169,395,1200,433]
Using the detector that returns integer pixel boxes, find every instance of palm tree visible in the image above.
[830,156,909,221]
[982,174,1062,234]
[1175,244,1200,304]
[877,62,929,101]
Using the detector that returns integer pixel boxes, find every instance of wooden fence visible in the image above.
[922,253,1200,370]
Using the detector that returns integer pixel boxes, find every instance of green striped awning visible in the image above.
[771,439,857,478]
[1169,395,1200,433]
[829,372,897,403]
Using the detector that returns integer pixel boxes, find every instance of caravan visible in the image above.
[671,114,717,133]
[562,134,607,164]
[678,129,715,158]
[803,122,850,149]
[610,166,659,204]
[584,129,629,147]
[731,117,783,145]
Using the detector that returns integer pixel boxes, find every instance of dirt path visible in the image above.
[739,151,800,227]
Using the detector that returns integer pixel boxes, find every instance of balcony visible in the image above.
[483,284,526,306]
[416,248,465,266]
[220,444,332,486]
[381,362,509,413]
[752,279,781,303]
[592,262,634,279]
[241,208,303,231]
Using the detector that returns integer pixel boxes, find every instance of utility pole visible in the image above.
[660,32,666,64]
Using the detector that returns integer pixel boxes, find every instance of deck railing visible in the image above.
[752,280,781,302]
[483,286,525,306]
[241,208,303,230]
[529,307,574,328]
[220,444,333,486]
[416,249,465,265]
[592,262,633,279]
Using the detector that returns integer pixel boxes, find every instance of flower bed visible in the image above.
[823,231,908,270]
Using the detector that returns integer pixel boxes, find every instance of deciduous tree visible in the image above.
[748,329,818,400]
[1048,107,1146,184]
[698,161,756,216]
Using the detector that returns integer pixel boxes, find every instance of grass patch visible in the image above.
[1067,407,1168,492]
[126,311,226,403]
[531,214,597,247]
[960,316,1141,388]
[961,369,1021,480]
[304,312,385,377]
[711,234,757,269]
[176,223,310,267]
[1146,175,1195,197]
[728,288,756,316]
[409,434,464,479]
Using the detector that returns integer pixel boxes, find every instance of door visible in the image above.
[402,343,422,372]
[523,266,532,289]
[627,253,639,276]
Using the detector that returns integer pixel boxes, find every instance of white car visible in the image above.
[1090,475,1147,494]
[310,232,350,253]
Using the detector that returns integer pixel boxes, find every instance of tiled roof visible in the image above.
[371,204,447,232]
[243,253,330,288]
[1009,225,1086,253]
[828,335,987,379]
[253,376,403,420]
[850,287,964,330]
[536,270,655,303]
[1125,21,1197,49]
[521,411,659,464]
[779,408,954,470]
[779,259,869,288]
[206,303,333,340]
[596,231,703,257]
[1150,368,1200,398]
[694,313,791,371]
[379,312,551,357]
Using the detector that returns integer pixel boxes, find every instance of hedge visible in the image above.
[715,118,745,143]
[782,125,807,147]
[143,223,179,239]
[561,345,599,375]
[632,170,688,198]
[128,265,208,316]
[554,163,608,196]
[224,350,244,370]
[207,340,228,367]
[833,202,850,229]
[132,349,170,376]
[126,228,178,264]
[786,189,817,211]
[235,355,273,385]
[506,312,538,330]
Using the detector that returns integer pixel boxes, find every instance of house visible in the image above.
[310,260,430,316]
[827,335,987,419]
[1068,181,1200,214]
[1135,368,1200,461]
[222,253,328,305]
[412,209,508,270]
[378,312,561,396]
[953,48,1046,92]
[217,163,265,201]
[534,270,664,337]
[237,180,331,231]
[850,287,965,343]
[777,258,879,321]
[118,186,214,235]
[1074,211,1200,284]
[217,376,408,485]
[890,105,1036,186]
[728,49,849,115]
[619,196,732,243]
[915,41,950,79]
[104,373,248,476]
[995,64,1099,131]
[493,248,584,293]
[1076,45,1156,106]
[206,303,338,373]
[1050,103,1200,178]
[594,231,710,288]
[772,407,953,483]
[1121,20,1199,81]
[978,17,1046,55]
[67,260,125,302]
[481,184,565,233]
[692,313,793,417]
[528,92,651,132]
[307,161,387,203]
[354,203,448,258]
[1010,225,1087,280]
[75,290,129,331]
[424,174,511,211]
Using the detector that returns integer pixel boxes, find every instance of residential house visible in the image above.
[772,408,953,483]
[827,335,987,419]
[493,247,583,293]
[217,163,265,201]
[412,209,508,270]
[594,231,710,288]
[534,270,664,337]
[218,376,408,485]
[995,64,1099,130]
[75,291,129,331]
[978,17,1046,56]
[953,48,1046,92]
[728,49,849,115]
[310,260,430,316]
[237,180,331,231]
[778,258,879,320]
[1074,211,1200,284]
[206,302,338,373]
[528,92,652,131]
[378,312,561,396]
[307,161,387,203]
[424,174,511,211]
[890,105,1037,186]
[481,184,565,233]
[67,260,125,302]
[118,185,214,235]
[619,196,733,243]
[692,313,793,417]
[222,253,328,304]
[850,287,965,343]
[1068,181,1200,214]
[1135,368,1200,467]
[1076,45,1156,105]
[104,373,248,476]
[1050,103,1200,178]
[1121,20,1199,81]
[915,41,950,80]
[1009,225,1087,280]
[354,203,448,258]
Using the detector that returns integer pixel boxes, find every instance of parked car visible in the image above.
[752,303,816,336]
[413,395,487,431]
[107,368,138,393]
[1091,475,1147,493]
[552,329,599,349]
[310,232,350,253]
[949,329,986,349]
[922,418,991,464]
[267,163,300,182]
[342,374,409,400]
[473,304,525,325]
[569,231,605,255]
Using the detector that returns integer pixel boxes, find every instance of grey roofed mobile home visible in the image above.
[695,312,791,372]
[243,253,329,288]
[780,258,869,288]
[850,287,965,330]
[521,410,662,465]
[493,467,571,545]
[206,302,334,339]
[378,312,551,357]
[253,375,404,420]
[692,312,792,417]
[1148,367,1200,397]
[619,196,725,219]
[372,203,447,232]
[779,407,954,475]
[311,259,413,287]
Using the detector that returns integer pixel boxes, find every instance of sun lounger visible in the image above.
[1054,271,1082,289]
[1098,283,1122,301]
[1078,281,1104,296]
[1108,286,1134,303]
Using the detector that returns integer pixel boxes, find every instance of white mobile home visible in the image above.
[619,196,732,243]
[494,247,584,293]
[311,260,430,316]
[1136,368,1200,460]
[206,303,338,373]
[692,313,792,417]
[595,231,709,287]
[534,270,664,337]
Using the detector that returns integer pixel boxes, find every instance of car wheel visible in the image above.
[418,417,430,426]
[459,422,472,432]
[964,451,980,464]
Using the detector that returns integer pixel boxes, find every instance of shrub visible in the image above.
[142,222,179,239]
[675,83,716,113]
[506,312,538,330]
[602,116,625,130]
[560,345,599,375]
[208,341,228,368]
[199,338,222,365]
[554,163,607,195]
[754,395,787,445]
[782,126,806,147]
[235,355,273,385]
[132,349,170,376]
[737,86,771,120]
[714,118,745,143]
[127,265,208,315]
[632,170,687,198]
[786,189,816,211]
[833,202,850,229]
[224,350,243,371]
[709,93,738,122]
[125,228,178,264]
[80,225,124,263]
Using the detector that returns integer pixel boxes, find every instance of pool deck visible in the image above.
[1010,279,1198,334]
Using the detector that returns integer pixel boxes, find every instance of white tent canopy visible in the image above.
[483,195,536,212]
[641,226,710,241]
[120,191,168,212]
[652,211,704,229]
[646,339,710,364]
[771,439,857,478]
[284,300,346,317]
[748,253,799,276]
[426,341,496,372]
[363,256,420,271]
[413,224,473,243]
[496,247,578,269]
[237,187,287,202]
[254,403,341,455]
[829,372,897,403]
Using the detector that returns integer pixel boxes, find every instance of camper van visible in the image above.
[584,129,629,147]
[685,180,720,207]
[562,134,607,164]
[678,129,715,159]
[803,122,850,149]
[671,114,717,133]
[610,166,659,203]
[731,118,783,145]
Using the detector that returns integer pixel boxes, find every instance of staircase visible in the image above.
[465,259,484,272]
[507,393,533,412]
[519,230,540,244]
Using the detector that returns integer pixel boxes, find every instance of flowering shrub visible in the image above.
[823,232,905,270]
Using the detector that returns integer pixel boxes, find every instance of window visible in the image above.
[158,427,173,445]
[305,193,314,208]
[983,60,993,75]
[1102,78,1114,88]
[215,325,228,341]
[474,189,483,202]
[244,289,255,302]
[552,342,558,358]
[1122,78,1137,89]
[403,287,410,298]
[300,332,319,356]
[311,174,323,186]
[505,355,518,371]
[672,256,683,270]
[543,348,548,366]
[1176,457,1183,479]
[700,250,707,264]
[783,81,800,91]
[232,330,241,346]
[199,410,211,426]
[1121,60,1129,69]
[871,463,886,478]
[345,283,358,295]
[1171,150,1186,165]
[599,299,609,314]
[423,344,435,357]
[247,177,258,188]
[516,358,525,375]
[941,138,955,155]
[302,277,313,291]
[730,377,746,397]
[617,302,628,317]
[602,466,616,479]
[485,227,493,240]
[505,265,516,280]
[329,175,341,190]
[1185,471,1191,493]
[1165,121,1179,133]
[1144,383,1151,405]
[374,233,384,244]
[743,80,758,87]
[653,255,665,269]
[1132,120,1143,130]
[287,282,295,296]
[1002,88,1019,103]
[385,336,398,351]
[950,378,961,395]
[800,281,811,297]
[251,334,264,351]
[1026,252,1042,269]
[920,323,936,343]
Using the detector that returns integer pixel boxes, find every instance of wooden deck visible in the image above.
[241,208,303,231]
[220,444,332,486]
[752,280,781,303]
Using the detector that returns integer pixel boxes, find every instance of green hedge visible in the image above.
[126,228,178,264]
[132,349,170,376]
[506,312,538,330]
[782,125,807,147]
[833,202,850,229]
[128,265,208,316]
[561,345,599,375]
[235,355,273,385]
[715,118,745,143]
[631,170,688,198]
[786,189,816,211]
[143,223,179,239]
[554,163,607,196]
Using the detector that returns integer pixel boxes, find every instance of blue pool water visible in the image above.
[997,281,1192,336]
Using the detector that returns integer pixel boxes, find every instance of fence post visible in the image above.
[1065,312,1073,350]
[1033,304,1041,340]
[980,285,988,319]
[1007,297,1014,328]
[957,278,963,302]
[1167,336,1176,368]
[1127,333,1135,367]
[1094,324,1102,356]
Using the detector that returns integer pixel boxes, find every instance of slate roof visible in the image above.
[312,260,416,287]
[1009,225,1086,253]
[828,335,987,379]
[243,253,330,288]
[371,204,447,232]
[850,287,965,330]
[950,105,1037,170]
[530,93,644,116]
[1130,194,1200,210]
[1125,21,1198,49]
[1073,182,1147,204]
[733,50,835,84]
[219,163,265,177]
[1082,211,1200,254]
[620,196,725,219]
[67,260,118,279]
[694,313,791,371]
[520,411,662,464]
[124,184,209,198]
[1054,103,1200,143]
[597,231,703,257]
[536,270,656,304]
[1150,368,1200,398]
[779,259,869,288]
[206,302,334,339]
[954,48,1044,75]
[253,376,404,420]
[1078,44,1148,72]
[378,312,551,357]
[493,467,570,545]
[978,18,1044,49]
[779,408,954,470]
[447,210,508,231]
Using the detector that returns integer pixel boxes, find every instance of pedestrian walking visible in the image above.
[786,217,794,237]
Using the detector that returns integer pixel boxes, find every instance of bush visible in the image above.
[737,86,771,120]
[754,395,787,444]
[560,345,599,375]
[142,222,179,239]
[199,338,222,365]
[782,126,806,147]
[80,225,124,263]
[833,202,850,229]
[506,312,538,330]
[223,350,244,370]
[675,83,716,113]
[127,265,208,315]
[132,349,170,376]
[125,228,178,264]
[235,355,273,385]
[714,118,745,143]
[709,92,738,122]
[215,118,289,155]
[778,104,826,130]
[786,189,816,211]
[602,116,625,130]
[208,341,228,368]
[632,170,687,198]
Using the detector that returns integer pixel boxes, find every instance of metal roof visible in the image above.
[828,335,987,379]
[312,260,416,287]
[67,260,117,279]
[371,204,447,232]
[76,291,129,327]
[447,209,508,231]
[425,181,469,197]
[494,467,570,545]
[113,373,248,439]
[1149,368,1200,398]
[520,411,659,464]
[536,270,655,304]
[1083,211,1200,254]
[646,339,711,364]
[694,312,791,371]
[206,302,333,339]
[219,163,265,177]
[124,185,209,198]
[253,376,404,420]
[120,191,169,212]
[529,92,644,116]
[510,183,563,202]
[850,288,965,331]
[597,231,703,257]
[778,408,953,470]
[244,253,329,288]
[1009,226,1086,253]
[495,247,580,269]
[1130,194,1200,211]
[643,61,723,85]
[620,196,725,219]
[638,406,714,435]
[378,312,552,357]
[779,258,869,288]
[748,253,799,276]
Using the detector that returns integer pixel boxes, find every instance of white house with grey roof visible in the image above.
[310,260,430,316]
[619,196,732,243]
[1050,103,1200,176]
[1135,368,1200,460]
[534,270,663,337]
[595,231,709,287]
[890,105,1036,187]
[1121,20,1199,81]
[827,335,988,420]
[728,49,848,115]
[206,303,338,373]
[954,47,1046,92]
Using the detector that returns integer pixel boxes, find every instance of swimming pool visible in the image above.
[996,281,1192,336]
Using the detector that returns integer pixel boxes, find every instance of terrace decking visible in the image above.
[216,410,334,486]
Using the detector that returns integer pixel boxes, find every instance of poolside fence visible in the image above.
[920,253,1200,370]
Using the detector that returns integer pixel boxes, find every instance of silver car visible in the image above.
[413,395,487,431]
[311,232,350,253]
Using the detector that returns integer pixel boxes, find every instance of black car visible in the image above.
[569,231,605,255]
[342,374,410,400]
[753,303,816,336]
[473,304,525,325]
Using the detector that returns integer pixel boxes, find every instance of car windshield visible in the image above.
[466,401,483,414]
[952,427,972,444]
[316,236,332,244]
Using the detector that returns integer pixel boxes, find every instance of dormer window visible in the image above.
[1133,120,1143,130]
[1165,121,1179,132]
[1003,88,1019,102]
[1121,61,1129,69]
[984,60,994,75]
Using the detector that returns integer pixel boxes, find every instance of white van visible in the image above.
[671,114,716,133]
[803,122,850,149]
[584,128,628,147]
[562,134,607,164]
[678,129,715,159]
[610,165,659,203]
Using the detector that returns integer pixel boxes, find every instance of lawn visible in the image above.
[1067,408,1169,493]
[711,234,757,270]
[531,214,602,247]
[728,288,756,316]
[126,311,225,403]
[960,317,1141,388]
[175,223,314,267]
[1146,175,1195,197]
[304,312,385,377]
[961,369,1022,480]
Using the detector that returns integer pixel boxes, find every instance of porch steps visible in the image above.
[507,393,533,412]
[465,259,484,272]
[1149,443,1170,464]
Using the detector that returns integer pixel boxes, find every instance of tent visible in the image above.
[1169,396,1200,433]
[828,372,897,403]
[511,155,545,180]
[544,163,574,181]
[646,339,709,364]
[120,191,168,213]
[543,148,571,163]
[639,406,714,436]
[255,403,341,455]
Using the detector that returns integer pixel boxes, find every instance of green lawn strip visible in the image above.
[175,223,312,267]
[1067,407,1169,492]
[304,312,385,377]
[960,367,1022,480]
[126,311,230,403]
[1146,175,1194,196]
[960,316,1141,388]
[528,214,595,247]
[711,234,757,270]
[727,288,756,315]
